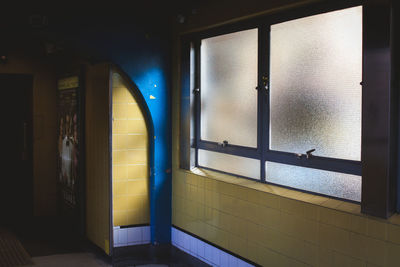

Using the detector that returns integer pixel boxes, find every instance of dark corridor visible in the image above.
[0,74,33,226]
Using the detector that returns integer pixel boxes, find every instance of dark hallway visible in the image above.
[0,0,399,266]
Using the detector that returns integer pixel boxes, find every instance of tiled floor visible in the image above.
[29,253,111,267]
[9,218,85,258]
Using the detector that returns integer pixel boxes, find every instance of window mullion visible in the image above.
[194,39,201,167]
[259,25,270,182]
[265,150,362,176]
[184,3,367,203]
[197,140,259,159]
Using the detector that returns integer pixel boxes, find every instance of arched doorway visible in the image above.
[111,69,152,248]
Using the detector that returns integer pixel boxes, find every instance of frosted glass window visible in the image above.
[200,29,258,147]
[266,162,361,201]
[269,6,362,161]
[198,150,260,180]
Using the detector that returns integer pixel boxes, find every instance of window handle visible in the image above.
[218,140,228,148]
[294,149,315,159]
[306,149,316,159]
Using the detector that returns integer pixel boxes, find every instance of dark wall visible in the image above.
[0,35,58,218]
[47,7,173,243]
[2,4,173,243]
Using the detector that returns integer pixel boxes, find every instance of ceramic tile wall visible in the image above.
[172,227,254,267]
[113,226,151,247]
[172,169,400,267]
[112,76,150,227]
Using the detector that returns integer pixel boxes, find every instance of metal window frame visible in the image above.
[180,0,400,214]
[192,2,362,183]
[180,0,396,217]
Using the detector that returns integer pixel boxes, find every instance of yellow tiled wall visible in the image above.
[112,73,150,227]
[172,168,400,266]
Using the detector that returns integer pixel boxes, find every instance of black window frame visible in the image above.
[179,0,397,217]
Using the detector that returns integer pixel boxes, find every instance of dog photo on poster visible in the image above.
[57,75,81,209]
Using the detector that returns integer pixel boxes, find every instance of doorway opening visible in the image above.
[111,70,151,248]
[0,74,33,227]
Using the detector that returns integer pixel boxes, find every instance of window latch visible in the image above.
[218,140,228,148]
[306,149,315,159]
[295,153,303,159]
[193,88,200,94]
[295,149,315,159]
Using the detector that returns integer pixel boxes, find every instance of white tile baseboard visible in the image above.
[113,225,151,247]
[171,227,254,267]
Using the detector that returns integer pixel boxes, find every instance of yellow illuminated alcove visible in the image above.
[111,71,149,227]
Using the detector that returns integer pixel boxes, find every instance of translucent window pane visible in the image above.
[198,150,260,180]
[266,162,361,201]
[269,6,362,161]
[201,29,258,147]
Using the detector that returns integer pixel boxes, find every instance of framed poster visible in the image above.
[57,70,85,233]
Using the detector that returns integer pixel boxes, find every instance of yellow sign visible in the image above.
[58,76,79,90]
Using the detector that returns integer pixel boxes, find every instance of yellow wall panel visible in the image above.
[126,104,143,118]
[127,209,142,223]
[85,63,111,255]
[112,120,127,134]
[126,180,147,195]
[112,104,127,119]
[113,181,127,196]
[126,120,147,134]
[127,165,148,179]
[113,211,127,226]
[126,135,147,149]
[112,72,150,227]
[113,87,129,103]
[113,165,127,180]
[126,150,147,164]
[113,151,128,164]
[171,168,400,266]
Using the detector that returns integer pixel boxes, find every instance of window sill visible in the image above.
[178,167,400,226]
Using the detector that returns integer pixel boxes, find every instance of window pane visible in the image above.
[266,162,361,201]
[269,6,362,161]
[198,150,260,180]
[201,29,258,147]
